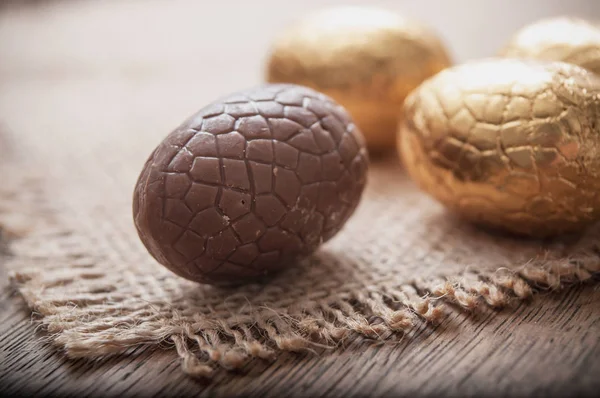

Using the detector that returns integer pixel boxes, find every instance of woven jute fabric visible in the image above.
[2,114,600,376]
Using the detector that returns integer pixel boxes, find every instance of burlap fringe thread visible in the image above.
[2,174,600,378]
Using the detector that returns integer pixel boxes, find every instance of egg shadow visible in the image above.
[422,207,589,258]
[176,247,372,309]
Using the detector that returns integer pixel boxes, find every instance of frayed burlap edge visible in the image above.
[3,171,600,378]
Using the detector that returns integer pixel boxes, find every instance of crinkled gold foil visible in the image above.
[500,17,600,75]
[399,58,600,237]
[265,6,451,153]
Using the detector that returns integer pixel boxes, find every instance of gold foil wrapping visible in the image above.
[399,59,600,237]
[265,6,451,153]
[500,17,600,75]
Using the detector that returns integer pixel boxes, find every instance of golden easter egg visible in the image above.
[500,17,600,75]
[399,59,600,237]
[265,6,452,154]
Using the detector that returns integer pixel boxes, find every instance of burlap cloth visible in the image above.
[1,0,599,379]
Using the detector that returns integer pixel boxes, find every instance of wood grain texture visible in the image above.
[1,0,600,397]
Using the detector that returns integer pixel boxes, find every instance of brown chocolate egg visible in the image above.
[399,59,600,237]
[133,84,368,285]
[265,6,452,154]
[500,17,600,75]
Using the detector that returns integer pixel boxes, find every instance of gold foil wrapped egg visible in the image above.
[399,59,600,237]
[500,17,600,75]
[265,6,452,154]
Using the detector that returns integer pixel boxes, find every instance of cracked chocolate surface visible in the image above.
[134,84,368,284]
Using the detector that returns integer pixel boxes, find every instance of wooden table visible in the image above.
[1,1,599,396]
